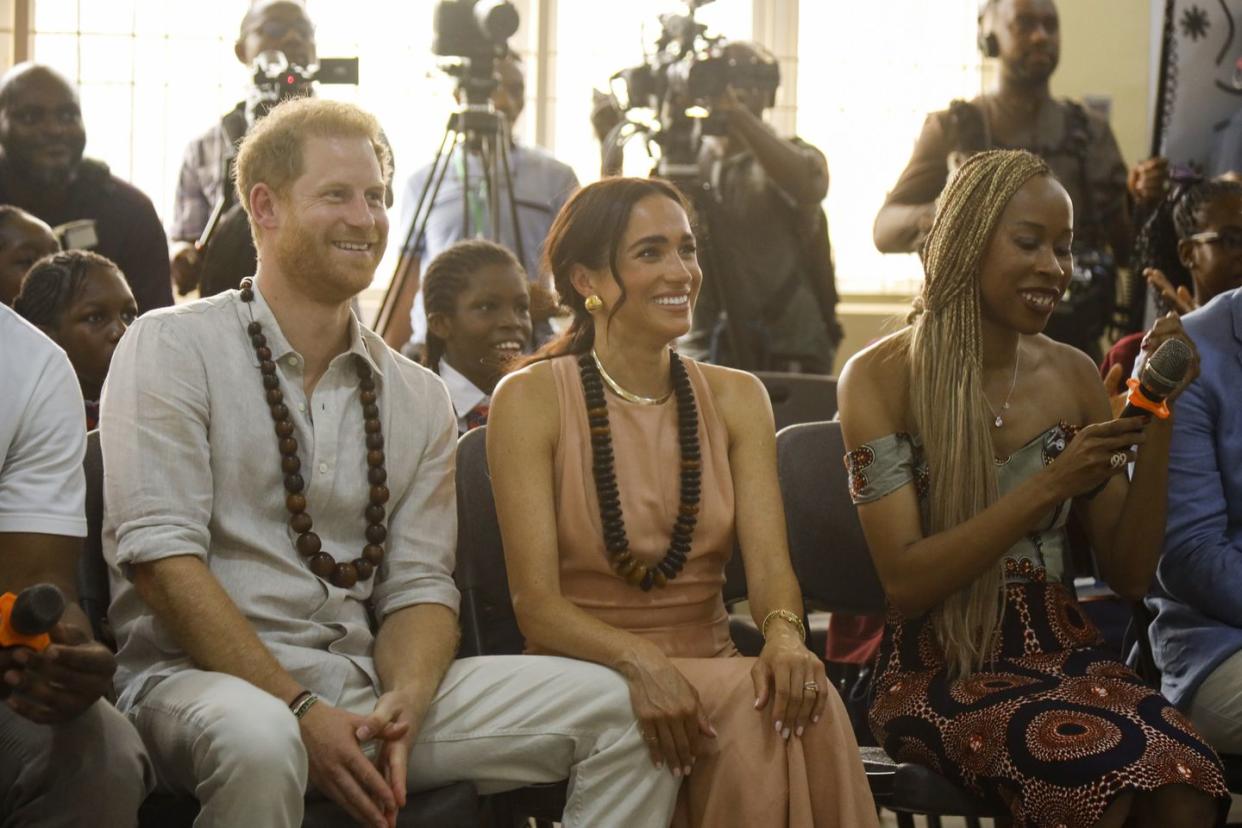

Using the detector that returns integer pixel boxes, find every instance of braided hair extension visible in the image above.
[910,149,1053,679]
[1132,178,1242,307]
[422,239,525,374]
[13,250,120,329]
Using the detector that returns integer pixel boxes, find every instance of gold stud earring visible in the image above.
[584,295,603,313]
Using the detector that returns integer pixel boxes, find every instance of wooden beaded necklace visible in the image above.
[577,350,700,591]
[239,278,388,590]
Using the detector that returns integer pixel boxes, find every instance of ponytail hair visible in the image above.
[421,239,524,373]
[515,176,694,369]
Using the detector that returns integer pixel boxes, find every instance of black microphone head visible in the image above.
[1141,337,1193,397]
[11,583,65,637]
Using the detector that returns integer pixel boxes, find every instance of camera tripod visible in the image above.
[374,95,524,338]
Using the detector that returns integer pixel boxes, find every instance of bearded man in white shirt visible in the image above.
[101,97,677,828]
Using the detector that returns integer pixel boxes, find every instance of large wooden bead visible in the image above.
[365,524,387,544]
[281,455,301,474]
[286,493,307,513]
[284,473,304,493]
[362,544,384,565]
[362,404,379,420]
[364,418,382,435]
[296,532,321,557]
[366,433,384,450]
[260,360,277,376]
[370,485,390,505]
[308,552,336,578]
[251,333,267,348]
[365,504,385,524]
[247,321,262,335]
[276,420,295,438]
[279,437,298,455]
[266,389,283,406]
[625,564,648,587]
[359,377,375,392]
[290,512,313,534]
[262,374,280,390]
[367,467,387,486]
[354,558,375,581]
[270,404,289,421]
[367,450,385,467]
[332,562,358,589]
[360,390,377,406]
[256,346,272,362]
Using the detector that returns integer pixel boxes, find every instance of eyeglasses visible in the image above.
[1187,229,1242,252]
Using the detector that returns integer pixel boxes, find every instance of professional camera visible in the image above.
[606,0,778,180]
[250,51,360,108]
[432,0,519,106]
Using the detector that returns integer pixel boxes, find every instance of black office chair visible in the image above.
[81,431,481,828]
[756,371,838,431]
[776,421,1002,827]
[453,426,569,826]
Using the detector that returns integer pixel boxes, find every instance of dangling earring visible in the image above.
[584,295,603,313]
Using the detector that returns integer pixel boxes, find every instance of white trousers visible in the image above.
[1188,647,1242,754]
[128,655,679,828]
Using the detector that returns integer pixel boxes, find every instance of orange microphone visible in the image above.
[0,583,66,652]
[1121,338,1193,420]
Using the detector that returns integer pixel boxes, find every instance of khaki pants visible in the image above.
[1188,648,1242,754]
[129,655,680,828]
[0,699,153,828]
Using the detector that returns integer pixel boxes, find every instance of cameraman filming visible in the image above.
[167,0,316,297]
[874,0,1166,286]
[681,41,841,375]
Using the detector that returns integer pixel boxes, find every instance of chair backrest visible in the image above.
[756,372,838,432]
[776,421,887,616]
[453,427,526,657]
[79,429,113,646]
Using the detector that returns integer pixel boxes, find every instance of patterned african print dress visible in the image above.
[845,423,1230,827]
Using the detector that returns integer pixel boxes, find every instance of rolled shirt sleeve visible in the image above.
[100,313,213,575]
[372,368,461,620]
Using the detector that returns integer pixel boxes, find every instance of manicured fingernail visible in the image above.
[796,726,804,738]
[691,755,698,764]
[673,767,682,778]
[683,765,692,776]
[655,761,663,769]
[782,727,791,740]
[753,698,762,709]
[774,720,782,733]
[812,715,820,724]
[356,726,371,740]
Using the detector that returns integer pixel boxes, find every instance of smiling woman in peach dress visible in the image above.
[486,176,878,828]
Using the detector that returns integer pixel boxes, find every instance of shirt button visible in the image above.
[287,356,299,367]
[297,402,306,412]
[318,463,328,474]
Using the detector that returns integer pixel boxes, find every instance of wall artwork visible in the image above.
[1153,0,1242,173]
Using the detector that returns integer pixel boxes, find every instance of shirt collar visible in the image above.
[437,358,488,418]
[233,279,384,382]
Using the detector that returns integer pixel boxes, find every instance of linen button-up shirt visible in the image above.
[101,284,460,712]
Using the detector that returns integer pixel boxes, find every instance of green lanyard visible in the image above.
[455,149,489,238]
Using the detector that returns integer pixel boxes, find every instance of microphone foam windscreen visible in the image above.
[1143,337,1193,396]
[11,584,65,636]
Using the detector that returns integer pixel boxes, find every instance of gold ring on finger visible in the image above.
[1109,451,1127,470]
[803,681,819,693]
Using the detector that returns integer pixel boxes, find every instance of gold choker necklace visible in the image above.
[590,349,672,406]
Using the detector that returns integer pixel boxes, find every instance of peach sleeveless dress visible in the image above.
[535,355,878,827]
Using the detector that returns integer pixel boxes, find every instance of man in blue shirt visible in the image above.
[1148,285,1242,752]
[394,55,578,352]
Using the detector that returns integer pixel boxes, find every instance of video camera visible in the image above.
[432,0,520,105]
[250,51,360,109]
[607,0,779,181]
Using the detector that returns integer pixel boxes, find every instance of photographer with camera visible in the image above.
[873,0,1167,353]
[676,41,842,375]
[169,1,315,298]
[391,50,578,355]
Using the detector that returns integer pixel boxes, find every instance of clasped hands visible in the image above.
[298,686,422,828]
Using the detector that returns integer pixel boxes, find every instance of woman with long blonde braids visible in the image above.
[838,149,1229,826]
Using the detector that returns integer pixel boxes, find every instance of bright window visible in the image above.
[797,0,983,296]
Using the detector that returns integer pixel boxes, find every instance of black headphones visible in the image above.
[977,1,1000,58]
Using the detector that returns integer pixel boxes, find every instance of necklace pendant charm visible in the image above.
[994,415,1004,428]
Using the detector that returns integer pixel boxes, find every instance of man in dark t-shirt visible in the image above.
[0,63,171,314]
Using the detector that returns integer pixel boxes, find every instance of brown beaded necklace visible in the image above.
[239,278,388,590]
[578,350,700,591]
